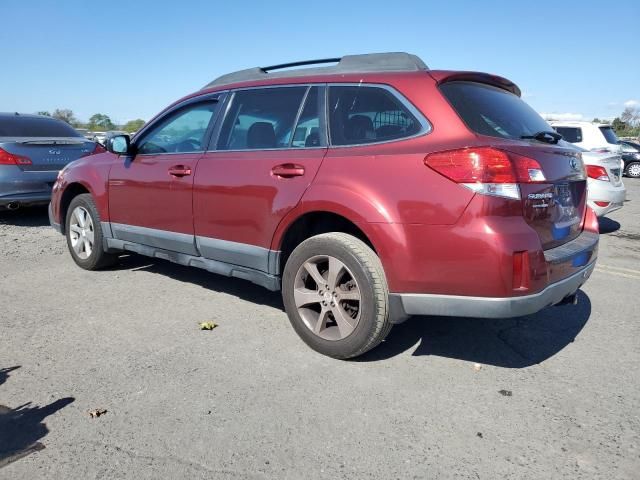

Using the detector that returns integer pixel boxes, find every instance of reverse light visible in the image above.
[585,165,610,182]
[0,147,32,165]
[424,147,546,200]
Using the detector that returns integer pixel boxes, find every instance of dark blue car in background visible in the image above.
[0,113,103,210]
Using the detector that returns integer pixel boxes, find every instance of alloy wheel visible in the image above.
[69,206,95,260]
[293,255,361,341]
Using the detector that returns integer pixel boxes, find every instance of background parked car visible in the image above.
[92,131,107,145]
[618,140,640,178]
[550,121,623,154]
[0,112,104,210]
[581,149,626,216]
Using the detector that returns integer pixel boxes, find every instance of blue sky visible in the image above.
[1,0,638,124]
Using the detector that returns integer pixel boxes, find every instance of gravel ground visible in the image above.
[1,182,639,479]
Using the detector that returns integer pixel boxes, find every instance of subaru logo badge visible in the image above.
[569,158,578,171]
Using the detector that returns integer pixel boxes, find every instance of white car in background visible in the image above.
[550,121,622,154]
[580,149,626,217]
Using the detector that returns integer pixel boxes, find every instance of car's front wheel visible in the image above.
[625,162,640,178]
[282,233,392,359]
[65,194,117,270]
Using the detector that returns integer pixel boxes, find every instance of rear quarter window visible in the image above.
[599,126,619,145]
[553,127,583,143]
[328,85,422,146]
[0,116,81,137]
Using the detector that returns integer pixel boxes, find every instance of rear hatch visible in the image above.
[0,114,97,171]
[438,79,588,250]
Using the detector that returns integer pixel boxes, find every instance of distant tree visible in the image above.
[122,119,145,133]
[620,107,640,126]
[88,113,115,131]
[612,117,627,133]
[592,117,602,123]
[37,111,51,117]
[52,109,77,125]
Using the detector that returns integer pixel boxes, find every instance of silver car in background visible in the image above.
[581,149,626,217]
[0,113,103,210]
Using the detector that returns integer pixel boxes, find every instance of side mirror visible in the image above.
[106,134,133,155]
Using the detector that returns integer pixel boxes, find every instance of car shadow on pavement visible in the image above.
[598,217,621,234]
[359,290,592,367]
[0,366,75,469]
[0,206,49,228]
[113,254,284,310]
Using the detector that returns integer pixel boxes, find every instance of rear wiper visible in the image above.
[520,131,562,144]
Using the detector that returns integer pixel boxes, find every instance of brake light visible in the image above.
[424,147,546,200]
[0,147,32,165]
[585,165,609,181]
[93,143,106,154]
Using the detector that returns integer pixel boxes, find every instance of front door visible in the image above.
[194,85,326,271]
[109,99,220,255]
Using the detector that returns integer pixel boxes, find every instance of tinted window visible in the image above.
[328,86,420,146]
[621,142,640,153]
[138,102,218,154]
[554,127,583,143]
[599,126,619,145]
[291,86,321,148]
[0,116,81,138]
[217,87,307,150]
[440,81,551,140]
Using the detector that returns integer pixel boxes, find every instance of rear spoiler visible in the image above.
[429,71,521,97]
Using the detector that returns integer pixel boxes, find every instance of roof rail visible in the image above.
[202,52,428,89]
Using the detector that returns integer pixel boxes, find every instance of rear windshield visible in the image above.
[599,126,619,145]
[0,116,82,138]
[440,81,551,140]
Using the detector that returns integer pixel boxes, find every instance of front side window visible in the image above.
[217,87,307,150]
[137,102,218,154]
[328,86,421,146]
[554,127,583,143]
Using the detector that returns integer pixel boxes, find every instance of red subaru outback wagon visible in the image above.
[49,52,598,359]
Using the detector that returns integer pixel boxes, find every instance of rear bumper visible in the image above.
[390,260,595,321]
[0,192,52,208]
[587,180,626,217]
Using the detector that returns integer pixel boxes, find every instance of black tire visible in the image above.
[282,232,391,359]
[65,193,117,270]
[625,162,640,178]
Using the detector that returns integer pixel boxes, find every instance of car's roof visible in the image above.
[0,112,53,120]
[550,121,612,127]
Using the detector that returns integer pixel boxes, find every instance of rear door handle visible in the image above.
[271,163,305,178]
[168,165,192,177]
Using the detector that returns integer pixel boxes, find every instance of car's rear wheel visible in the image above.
[626,162,640,178]
[282,232,391,359]
[65,194,117,270]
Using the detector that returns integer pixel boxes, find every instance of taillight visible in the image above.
[594,201,610,207]
[424,147,546,200]
[80,143,106,158]
[585,165,609,181]
[0,147,32,165]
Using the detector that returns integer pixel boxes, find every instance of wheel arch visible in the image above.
[59,182,93,234]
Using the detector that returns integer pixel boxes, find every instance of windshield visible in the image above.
[599,126,619,145]
[0,116,82,138]
[440,81,552,141]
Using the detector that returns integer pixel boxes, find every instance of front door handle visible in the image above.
[168,165,192,177]
[271,163,305,178]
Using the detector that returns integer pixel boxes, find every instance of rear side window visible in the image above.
[217,86,307,150]
[440,81,551,140]
[599,126,619,145]
[328,85,421,146]
[553,127,583,143]
[0,116,81,138]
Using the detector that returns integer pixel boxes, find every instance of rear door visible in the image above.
[193,85,327,272]
[108,98,221,255]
